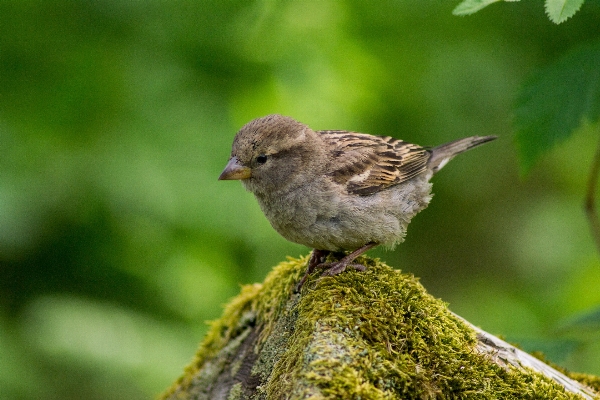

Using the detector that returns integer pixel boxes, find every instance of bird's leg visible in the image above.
[295,249,330,292]
[318,242,378,277]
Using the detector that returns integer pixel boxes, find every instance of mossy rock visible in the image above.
[161,255,600,400]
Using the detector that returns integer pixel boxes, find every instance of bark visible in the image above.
[161,256,600,400]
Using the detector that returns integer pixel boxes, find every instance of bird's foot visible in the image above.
[317,242,378,276]
[295,243,378,292]
[318,260,366,276]
[295,249,330,292]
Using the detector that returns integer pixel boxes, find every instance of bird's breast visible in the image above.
[252,177,433,252]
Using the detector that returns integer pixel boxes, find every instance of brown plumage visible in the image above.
[318,131,431,195]
[219,114,496,290]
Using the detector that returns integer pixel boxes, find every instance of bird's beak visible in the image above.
[218,156,251,180]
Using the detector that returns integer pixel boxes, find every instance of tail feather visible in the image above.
[428,135,497,173]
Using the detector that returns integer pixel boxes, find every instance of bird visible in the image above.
[219,114,496,290]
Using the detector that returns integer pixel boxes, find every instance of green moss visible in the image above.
[160,257,304,399]
[530,351,600,395]
[227,383,243,400]
[194,284,260,363]
[568,373,600,394]
[162,255,599,399]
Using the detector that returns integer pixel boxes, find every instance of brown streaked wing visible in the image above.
[318,130,430,196]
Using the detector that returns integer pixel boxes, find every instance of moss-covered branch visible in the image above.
[161,256,600,400]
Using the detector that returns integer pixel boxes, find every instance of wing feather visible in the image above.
[318,130,430,196]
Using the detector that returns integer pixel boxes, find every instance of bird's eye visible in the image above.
[256,154,267,164]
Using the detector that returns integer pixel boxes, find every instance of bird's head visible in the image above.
[219,114,320,194]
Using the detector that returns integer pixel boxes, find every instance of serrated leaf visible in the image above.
[545,0,585,24]
[452,0,502,16]
[514,41,600,173]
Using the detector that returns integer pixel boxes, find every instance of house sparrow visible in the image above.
[219,114,496,290]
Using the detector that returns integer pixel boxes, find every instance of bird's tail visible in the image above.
[428,135,497,174]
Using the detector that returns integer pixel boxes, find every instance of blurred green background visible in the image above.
[2,1,600,398]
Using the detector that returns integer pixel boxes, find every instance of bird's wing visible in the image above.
[317,130,430,196]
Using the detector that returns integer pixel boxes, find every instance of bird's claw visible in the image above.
[318,261,366,276]
[294,274,309,293]
[295,249,330,292]
[295,244,375,292]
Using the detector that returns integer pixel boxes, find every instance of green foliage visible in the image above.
[2,1,600,399]
[560,307,600,333]
[454,0,586,24]
[545,0,586,24]
[456,0,599,172]
[453,0,506,16]
[514,41,600,173]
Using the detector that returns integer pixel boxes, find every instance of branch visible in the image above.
[457,315,598,399]
[161,256,600,400]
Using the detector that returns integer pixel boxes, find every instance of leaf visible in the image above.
[453,0,521,16]
[514,40,600,173]
[545,0,585,24]
[452,0,503,16]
